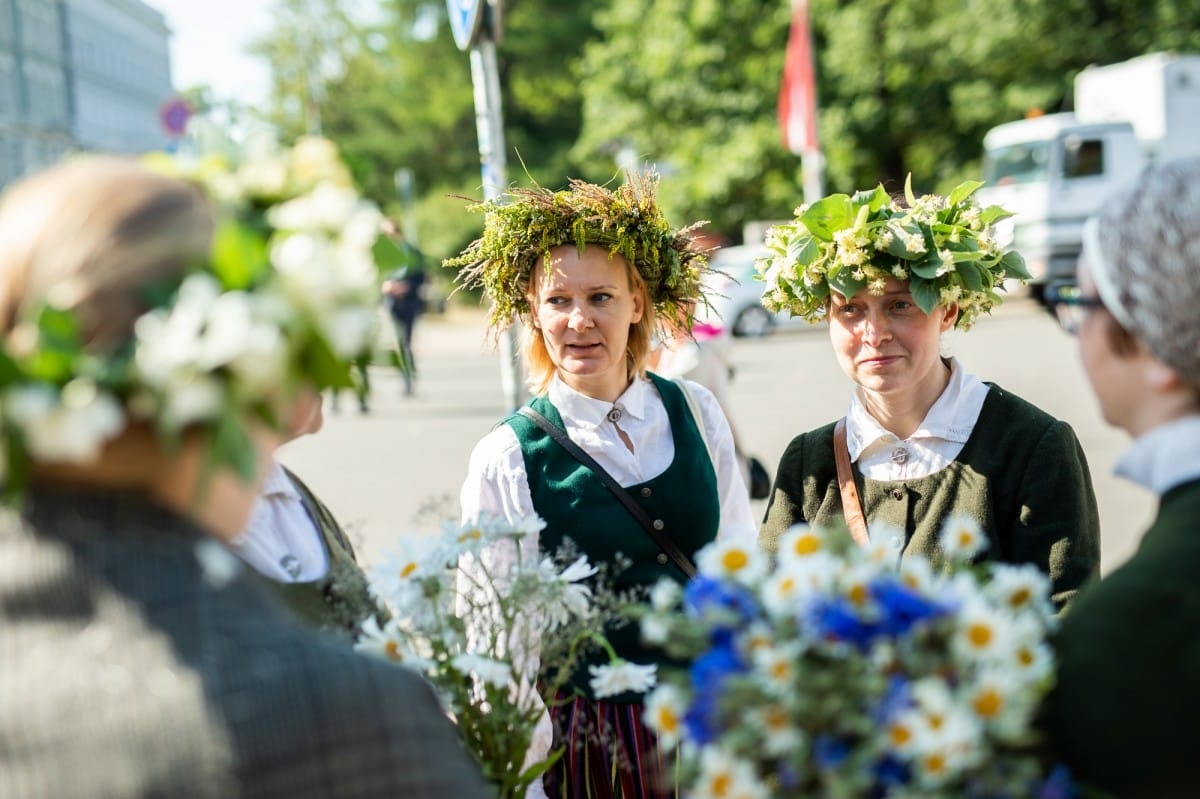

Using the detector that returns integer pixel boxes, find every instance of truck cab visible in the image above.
[978,113,1144,292]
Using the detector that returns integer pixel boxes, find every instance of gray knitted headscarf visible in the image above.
[1082,157,1200,387]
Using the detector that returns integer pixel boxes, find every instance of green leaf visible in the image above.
[956,261,988,292]
[980,205,1015,226]
[303,333,354,389]
[787,232,820,266]
[999,249,1032,281]
[827,265,866,300]
[800,195,854,240]
[911,278,941,315]
[210,220,269,290]
[904,173,917,207]
[946,180,985,208]
[908,252,944,280]
[209,407,258,484]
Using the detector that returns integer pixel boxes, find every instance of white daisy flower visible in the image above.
[939,514,987,561]
[952,598,1016,663]
[756,704,804,757]
[985,563,1054,619]
[696,538,767,585]
[692,746,769,799]
[776,523,827,564]
[649,577,681,611]
[643,684,687,751]
[589,660,657,698]
[752,643,803,694]
[5,381,124,463]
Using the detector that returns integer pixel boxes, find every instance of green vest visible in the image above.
[760,384,1101,608]
[506,373,719,702]
[260,467,386,638]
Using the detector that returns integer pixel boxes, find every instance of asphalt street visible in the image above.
[280,294,1152,575]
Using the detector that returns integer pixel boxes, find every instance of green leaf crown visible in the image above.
[0,137,400,496]
[444,170,711,332]
[756,177,1030,330]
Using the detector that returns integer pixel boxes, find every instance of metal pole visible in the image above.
[469,34,523,412]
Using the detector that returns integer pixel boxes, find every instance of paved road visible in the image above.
[280,296,1152,575]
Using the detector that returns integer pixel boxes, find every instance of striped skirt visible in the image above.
[543,694,678,799]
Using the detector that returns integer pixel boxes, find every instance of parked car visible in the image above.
[700,244,804,337]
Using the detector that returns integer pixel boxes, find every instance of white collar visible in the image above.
[259,460,302,501]
[1114,415,1200,496]
[846,357,989,460]
[547,373,651,428]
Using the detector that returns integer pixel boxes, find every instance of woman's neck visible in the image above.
[859,359,952,440]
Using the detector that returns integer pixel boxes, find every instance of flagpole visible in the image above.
[779,0,824,203]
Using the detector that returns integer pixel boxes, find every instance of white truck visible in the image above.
[977,52,1200,292]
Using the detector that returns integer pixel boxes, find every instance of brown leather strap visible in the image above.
[833,418,870,547]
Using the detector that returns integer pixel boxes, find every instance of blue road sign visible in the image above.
[447,0,485,50]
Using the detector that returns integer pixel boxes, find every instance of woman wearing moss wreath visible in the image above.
[451,171,756,799]
[757,178,1100,609]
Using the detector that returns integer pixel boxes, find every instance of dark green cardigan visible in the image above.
[760,384,1100,607]
[1041,477,1200,799]
[257,467,385,638]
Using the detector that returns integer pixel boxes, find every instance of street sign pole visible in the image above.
[449,0,522,412]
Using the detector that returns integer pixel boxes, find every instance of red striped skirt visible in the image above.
[543,694,678,799]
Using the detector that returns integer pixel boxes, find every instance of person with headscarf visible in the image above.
[1039,158,1200,798]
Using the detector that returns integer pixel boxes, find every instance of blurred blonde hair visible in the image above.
[0,156,213,350]
[522,249,657,397]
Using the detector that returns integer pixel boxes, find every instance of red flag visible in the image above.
[777,0,818,154]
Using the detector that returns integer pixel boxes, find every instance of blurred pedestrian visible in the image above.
[757,179,1100,609]
[381,220,426,396]
[1040,158,1200,797]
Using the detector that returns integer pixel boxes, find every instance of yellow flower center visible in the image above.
[1008,588,1031,608]
[384,641,404,662]
[973,689,1003,718]
[848,584,868,606]
[924,753,947,775]
[957,531,974,548]
[889,723,911,747]
[721,549,749,571]
[400,562,419,578]
[1017,647,1035,666]
[712,774,732,797]
[793,535,821,556]
[458,528,483,543]
[967,623,992,648]
[657,708,679,733]
[928,713,944,730]
[771,661,791,681]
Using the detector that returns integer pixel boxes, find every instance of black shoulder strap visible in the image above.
[516,405,697,579]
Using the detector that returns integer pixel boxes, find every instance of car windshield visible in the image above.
[984,141,1050,186]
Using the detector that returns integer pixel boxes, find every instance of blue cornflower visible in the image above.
[871,578,949,636]
[873,754,911,788]
[683,692,721,745]
[813,735,851,770]
[683,576,759,629]
[1037,765,1078,799]
[873,676,913,723]
[808,597,881,650]
[690,641,745,695]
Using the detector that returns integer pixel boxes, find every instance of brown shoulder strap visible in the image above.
[833,418,870,547]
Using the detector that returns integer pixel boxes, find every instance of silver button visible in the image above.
[641,487,652,497]
[891,487,904,500]
[656,553,669,565]
[652,519,665,531]
[891,447,908,464]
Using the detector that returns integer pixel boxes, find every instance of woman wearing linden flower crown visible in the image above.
[451,170,756,799]
[0,147,490,797]
[757,178,1100,608]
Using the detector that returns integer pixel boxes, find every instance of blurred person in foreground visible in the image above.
[756,179,1100,608]
[450,171,756,798]
[1039,158,1200,798]
[0,150,489,798]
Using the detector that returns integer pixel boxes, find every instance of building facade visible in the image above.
[0,0,172,188]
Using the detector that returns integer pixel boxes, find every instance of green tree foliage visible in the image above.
[250,0,1200,250]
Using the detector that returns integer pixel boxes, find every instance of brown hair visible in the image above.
[522,250,657,397]
[0,156,213,351]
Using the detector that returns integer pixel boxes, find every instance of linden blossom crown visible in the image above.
[0,136,409,497]
[755,177,1030,331]
[443,169,713,333]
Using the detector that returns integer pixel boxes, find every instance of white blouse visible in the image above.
[228,461,329,582]
[846,357,991,481]
[460,372,756,539]
[1115,415,1200,496]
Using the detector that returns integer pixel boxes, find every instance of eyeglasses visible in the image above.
[1042,281,1105,335]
